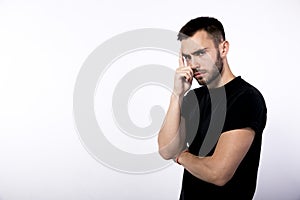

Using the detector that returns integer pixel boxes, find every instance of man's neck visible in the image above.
[207,61,235,89]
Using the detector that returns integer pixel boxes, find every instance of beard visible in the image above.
[195,51,224,86]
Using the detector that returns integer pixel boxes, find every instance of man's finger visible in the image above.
[179,51,185,67]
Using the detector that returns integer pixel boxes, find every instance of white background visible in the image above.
[1,0,300,199]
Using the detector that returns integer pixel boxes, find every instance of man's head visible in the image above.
[178,17,229,86]
[178,16,225,48]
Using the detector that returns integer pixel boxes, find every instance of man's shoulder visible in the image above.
[184,86,208,99]
[230,76,265,99]
[228,77,267,112]
[243,78,265,100]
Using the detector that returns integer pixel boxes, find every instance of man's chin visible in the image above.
[195,78,207,86]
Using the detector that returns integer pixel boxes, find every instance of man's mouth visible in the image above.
[194,69,207,78]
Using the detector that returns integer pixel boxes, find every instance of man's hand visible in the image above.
[173,53,193,97]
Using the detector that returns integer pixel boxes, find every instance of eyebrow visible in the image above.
[182,48,208,57]
[191,48,208,55]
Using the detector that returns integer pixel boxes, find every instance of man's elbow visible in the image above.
[212,177,230,187]
[158,139,172,160]
[157,137,181,160]
[209,170,234,187]
[158,148,174,160]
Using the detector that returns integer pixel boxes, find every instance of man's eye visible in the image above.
[183,56,191,60]
[195,51,205,56]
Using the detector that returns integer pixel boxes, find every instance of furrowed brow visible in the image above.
[181,52,189,57]
[191,48,207,55]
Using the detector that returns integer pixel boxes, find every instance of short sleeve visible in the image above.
[180,89,203,147]
[181,90,200,120]
[223,89,267,135]
[181,92,191,119]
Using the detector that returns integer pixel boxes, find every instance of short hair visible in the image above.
[177,16,226,47]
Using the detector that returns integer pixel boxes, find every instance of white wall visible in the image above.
[0,0,299,199]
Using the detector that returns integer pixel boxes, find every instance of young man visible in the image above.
[158,17,267,199]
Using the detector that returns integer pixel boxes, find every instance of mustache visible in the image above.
[193,68,206,73]
[193,68,200,72]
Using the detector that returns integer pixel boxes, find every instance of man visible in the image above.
[158,17,267,199]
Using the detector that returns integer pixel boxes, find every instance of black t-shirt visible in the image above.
[179,76,267,200]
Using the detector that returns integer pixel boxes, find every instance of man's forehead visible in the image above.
[180,31,214,54]
[181,39,203,54]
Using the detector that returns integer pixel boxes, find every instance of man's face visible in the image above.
[181,30,223,86]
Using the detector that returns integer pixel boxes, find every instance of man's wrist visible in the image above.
[175,149,189,165]
[171,93,184,103]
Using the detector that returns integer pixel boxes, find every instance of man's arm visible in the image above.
[158,94,185,159]
[158,54,193,160]
[158,94,186,160]
[177,128,255,186]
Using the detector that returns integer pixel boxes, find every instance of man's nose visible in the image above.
[190,56,200,69]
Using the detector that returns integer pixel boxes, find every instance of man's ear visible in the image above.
[219,41,229,58]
